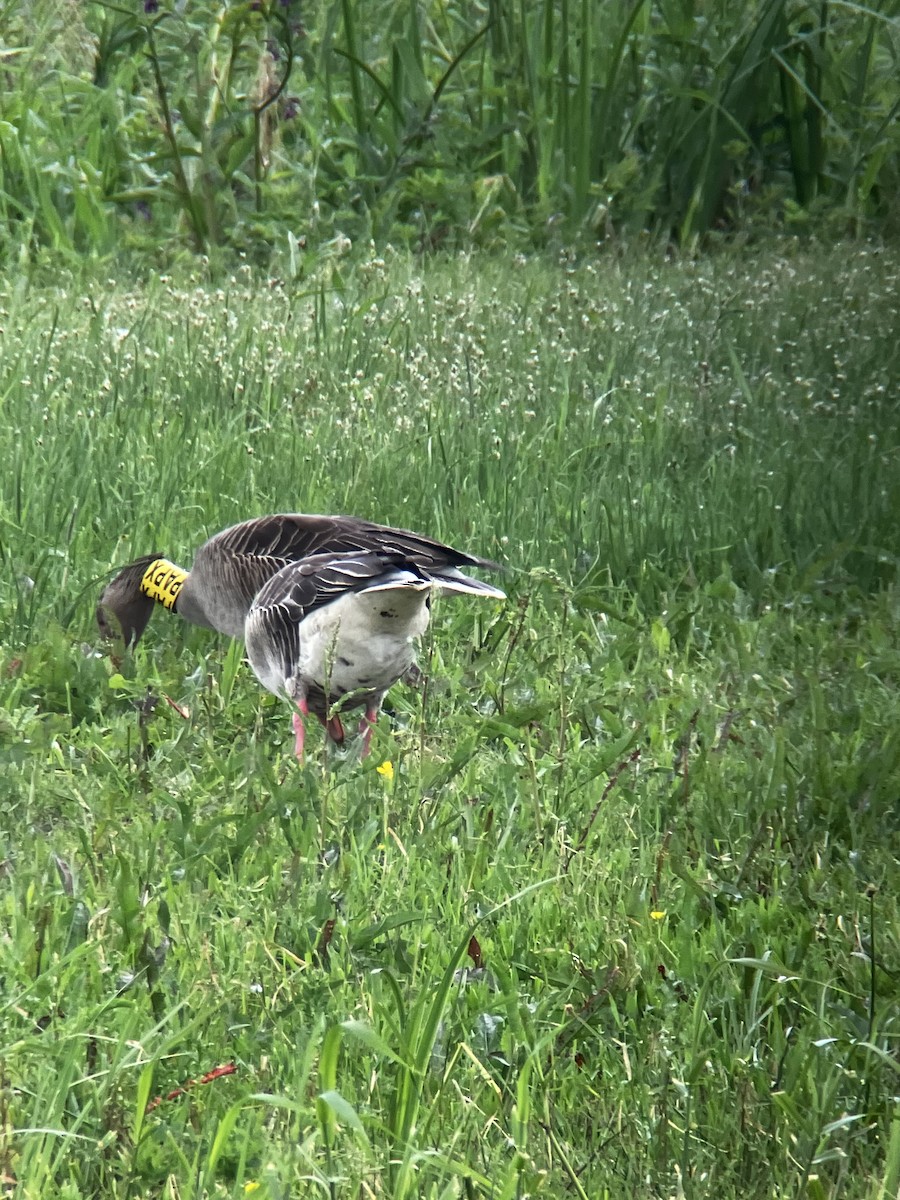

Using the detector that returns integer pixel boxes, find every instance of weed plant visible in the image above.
[0,246,899,1196]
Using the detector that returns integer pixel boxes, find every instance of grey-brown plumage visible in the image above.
[97,513,504,647]
[245,550,505,757]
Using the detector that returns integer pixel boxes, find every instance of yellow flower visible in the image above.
[376,760,394,782]
[650,910,666,921]
[244,1184,261,1195]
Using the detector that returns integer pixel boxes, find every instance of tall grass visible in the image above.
[0,246,899,1196]
[0,0,897,263]
[2,246,898,637]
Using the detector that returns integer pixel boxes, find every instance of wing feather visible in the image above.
[201,513,501,580]
[250,552,427,621]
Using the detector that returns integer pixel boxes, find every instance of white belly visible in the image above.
[294,586,430,697]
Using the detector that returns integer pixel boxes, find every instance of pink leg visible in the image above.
[357,706,379,758]
[292,698,310,760]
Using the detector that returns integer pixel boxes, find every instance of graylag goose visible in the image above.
[97,513,503,647]
[245,550,505,758]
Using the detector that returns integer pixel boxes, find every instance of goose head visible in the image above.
[96,554,162,647]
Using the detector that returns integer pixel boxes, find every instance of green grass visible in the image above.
[1,244,899,1198]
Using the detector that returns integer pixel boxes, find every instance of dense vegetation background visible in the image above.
[1,0,898,264]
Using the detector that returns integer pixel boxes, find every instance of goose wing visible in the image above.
[250,551,419,619]
[245,552,426,684]
[198,513,500,601]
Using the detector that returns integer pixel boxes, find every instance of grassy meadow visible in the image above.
[1,244,899,1198]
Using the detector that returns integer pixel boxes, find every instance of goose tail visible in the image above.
[430,569,507,600]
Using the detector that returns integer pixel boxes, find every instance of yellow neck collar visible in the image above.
[140,558,187,611]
